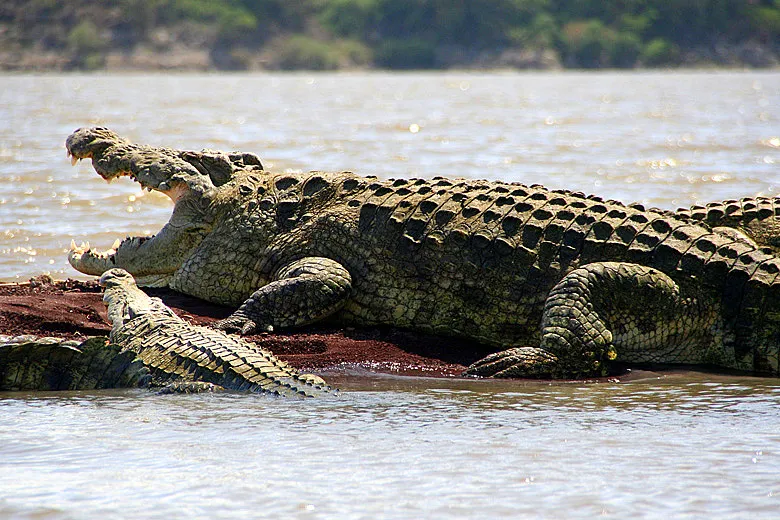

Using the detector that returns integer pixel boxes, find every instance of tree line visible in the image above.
[10,0,780,69]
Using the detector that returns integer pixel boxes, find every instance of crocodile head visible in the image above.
[66,127,205,201]
[67,127,216,287]
[99,268,178,330]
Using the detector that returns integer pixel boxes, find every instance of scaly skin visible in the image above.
[675,197,780,255]
[0,269,332,396]
[0,335,151,391]
[66,128,780,378]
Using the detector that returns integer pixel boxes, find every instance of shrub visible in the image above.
[509,12,559,49]
[319,0,379,39]
[215,8,258,44]
[274,36,340,70]
[67,20,106,54]
[560,20,611,68]
[334,39,373,67]
[641,38,680,66]
[561,20,642,68]
[747,5,780,38]
[67,20,107,70]
[609,31,642,68]
[374,38,436,69]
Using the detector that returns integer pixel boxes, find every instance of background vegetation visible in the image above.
[1,0,778,70]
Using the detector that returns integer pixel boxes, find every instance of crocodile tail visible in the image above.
[205,330,334,398]
[0,335,150,391]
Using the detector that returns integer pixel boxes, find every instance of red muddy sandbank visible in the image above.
[0,276,499,377]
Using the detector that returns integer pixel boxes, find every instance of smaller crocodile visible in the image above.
[0,269,332,397]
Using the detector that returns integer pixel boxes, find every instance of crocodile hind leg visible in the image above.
[465,262,718,378]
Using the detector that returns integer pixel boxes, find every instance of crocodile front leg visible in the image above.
[466,262,718,378]
[215,257,352,335]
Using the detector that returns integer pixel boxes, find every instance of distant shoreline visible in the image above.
[2,43,777,73]
[3,0,778,74]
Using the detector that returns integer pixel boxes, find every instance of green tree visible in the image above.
[747,2,780,40]
[319,0,380,39]
[640,38,680,66]
[509,12,559,48]
[67,20,107,70]
[274,35,341,70]
[609,31,641,68]
[560,19,609,68]
[374,38,436,68]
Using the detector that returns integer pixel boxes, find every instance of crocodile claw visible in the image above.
[463,347,559,378]
[214,313,273,335]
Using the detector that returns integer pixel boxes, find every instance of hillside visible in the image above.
[1,0,778,71]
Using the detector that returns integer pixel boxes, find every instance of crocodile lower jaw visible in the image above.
[68,240,172,287]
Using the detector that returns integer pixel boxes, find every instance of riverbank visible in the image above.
[2,40,778,72]
[0,276,487,377]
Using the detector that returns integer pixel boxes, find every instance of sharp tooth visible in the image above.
[111,238,121,249]
[85,241,90,251]
[70,239,77,251]
[71,156,78,166]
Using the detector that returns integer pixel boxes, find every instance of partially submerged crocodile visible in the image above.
[66,127,780,378]
[0,268,331,396]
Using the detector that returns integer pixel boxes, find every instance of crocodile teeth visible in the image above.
[70,155,78,166]
[70,239,119,257]
[70,239,87,254]
[111,238,122,250]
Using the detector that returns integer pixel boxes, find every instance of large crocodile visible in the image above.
[0,268,331,396]
[675,199,780,255]
[65,127,780,378]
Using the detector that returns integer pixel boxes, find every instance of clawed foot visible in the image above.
[298,373,327,387]
[464,347,559,378]
[159,381,225,394]
[214,312,273,335]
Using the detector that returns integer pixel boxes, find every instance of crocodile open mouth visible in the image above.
[64,127,213,287]
[66,148,176,287]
